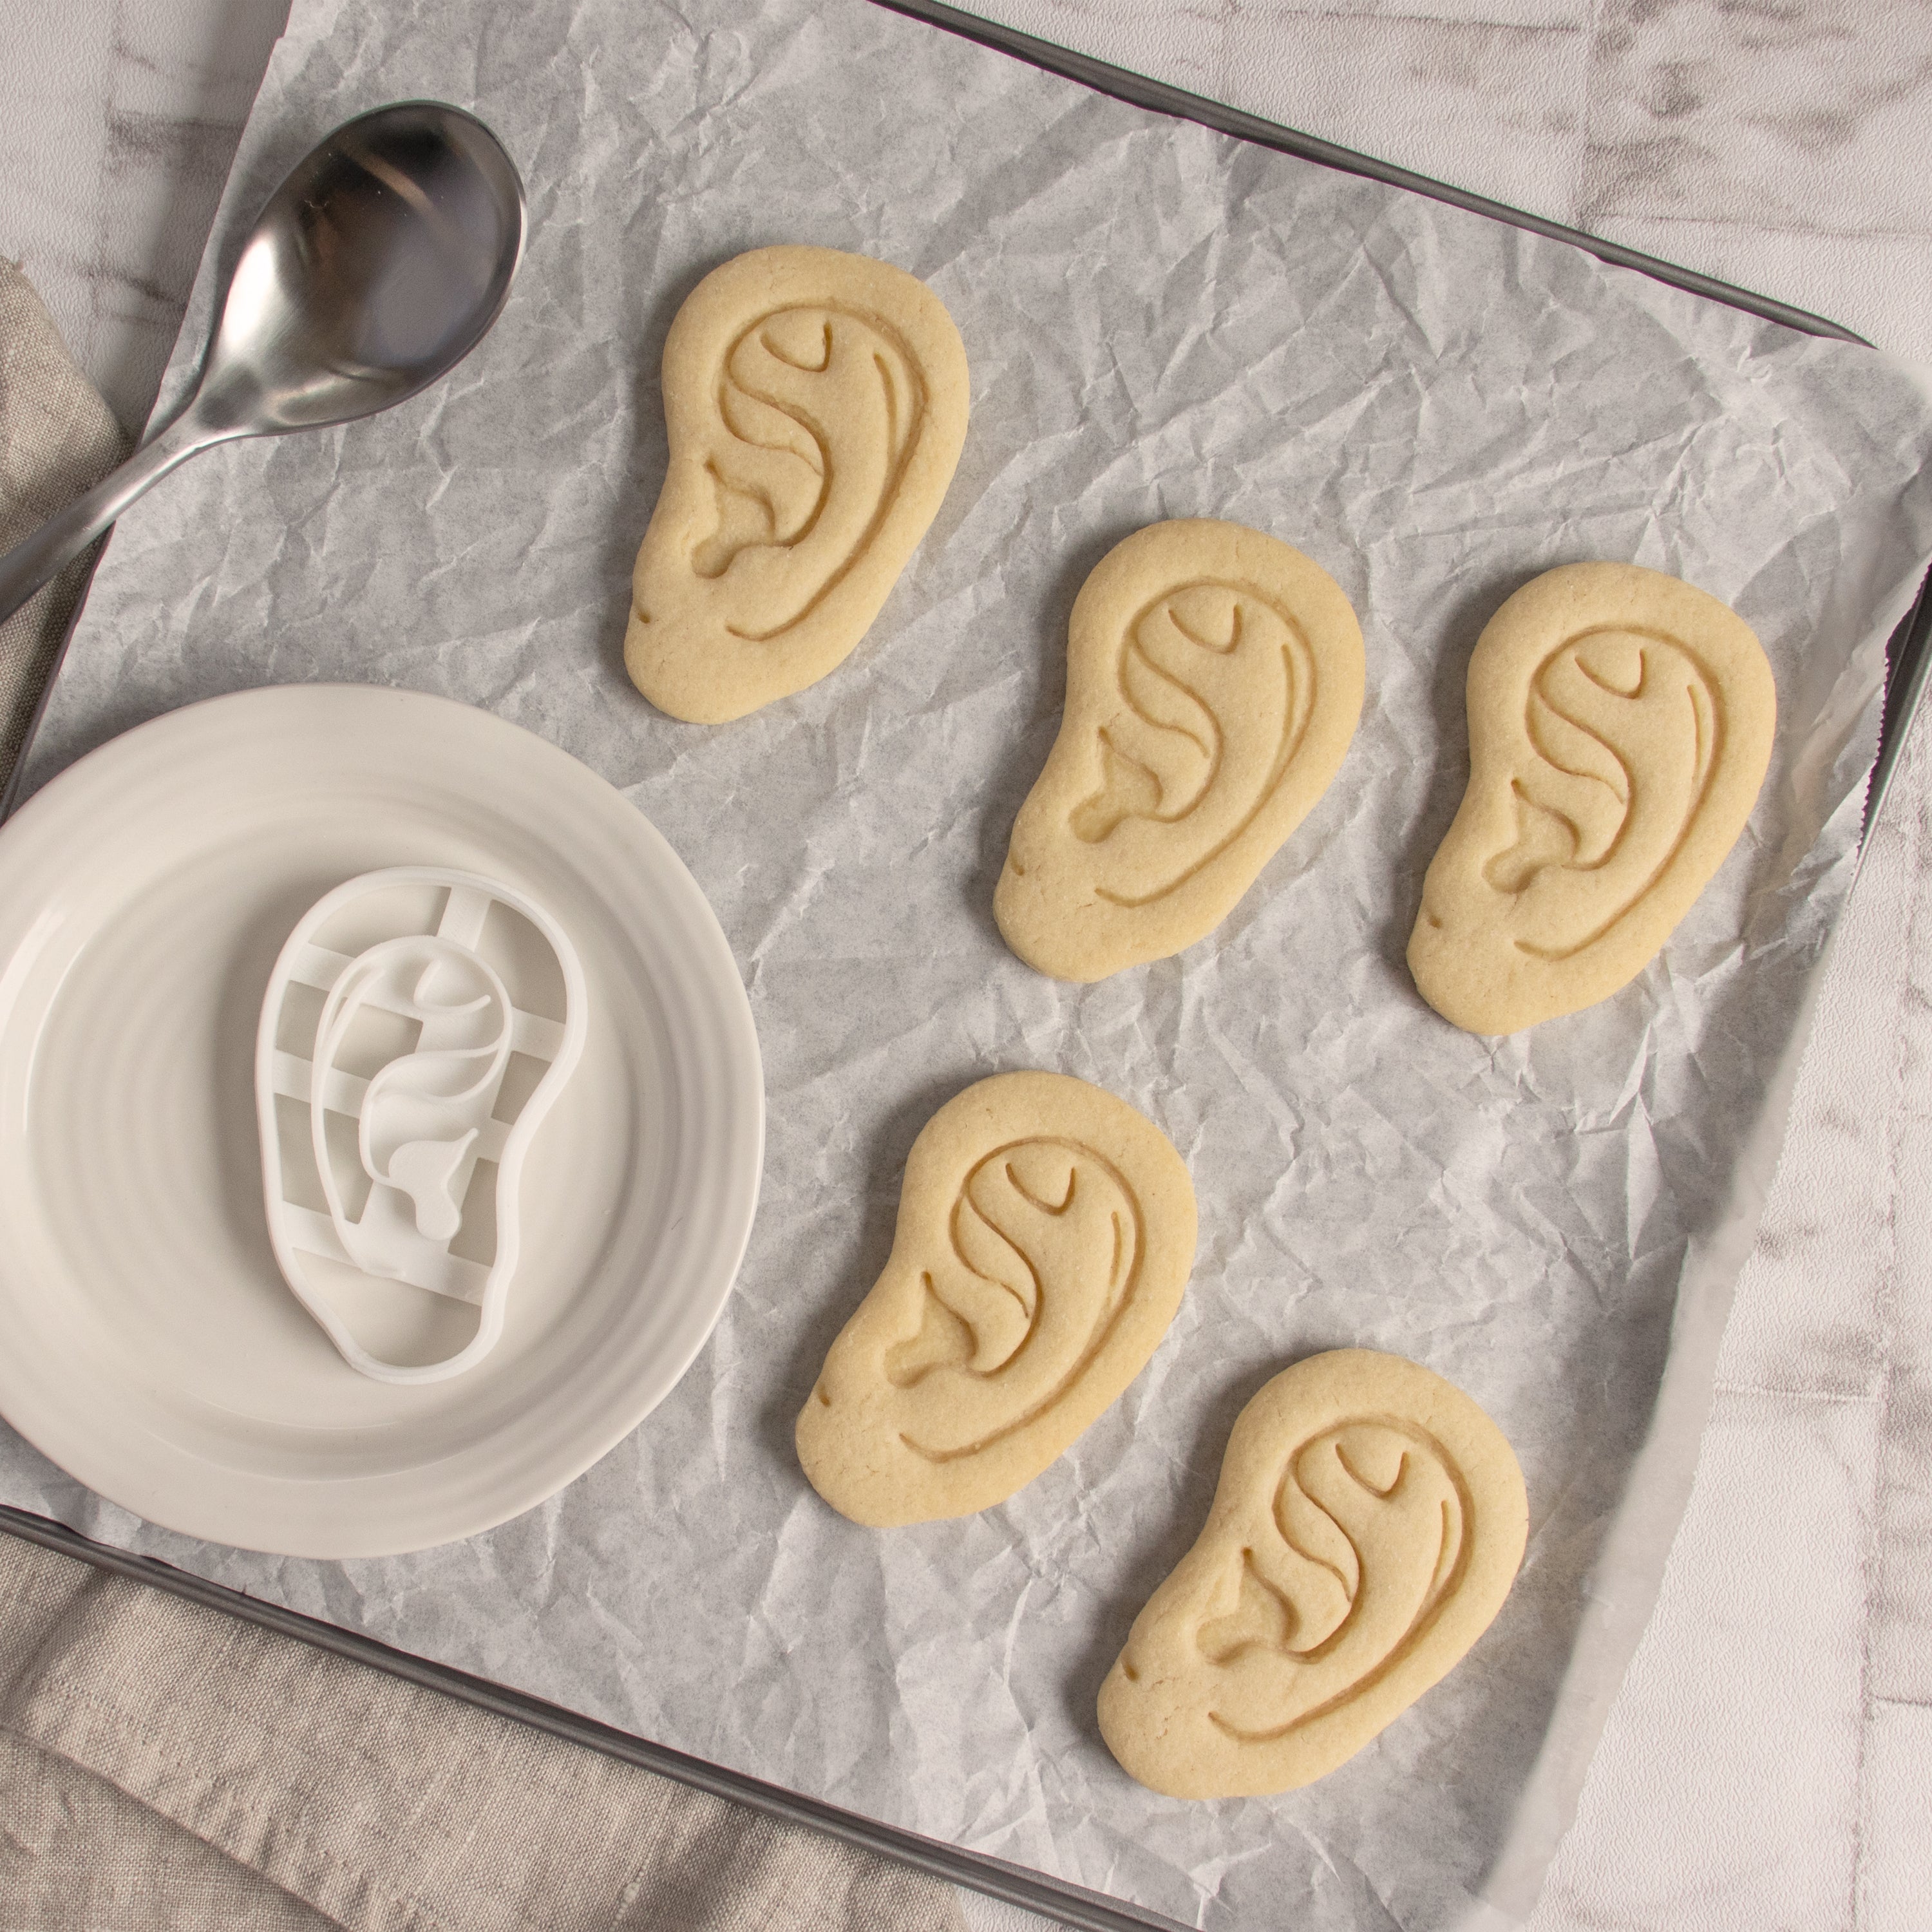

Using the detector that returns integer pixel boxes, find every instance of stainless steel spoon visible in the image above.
[0,100,526,629]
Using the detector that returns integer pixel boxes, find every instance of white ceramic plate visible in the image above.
[0,686,763,1558]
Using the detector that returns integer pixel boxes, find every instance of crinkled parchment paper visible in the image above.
[7,1,1932,1926]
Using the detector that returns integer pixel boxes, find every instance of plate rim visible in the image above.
[0,683,766,1557]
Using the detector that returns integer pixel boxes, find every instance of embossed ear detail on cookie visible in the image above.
[795,1070,1197,1526]
[1096,1349,1527,1800]
[995,519,1365,983]
[624,245,970,724]
[1407,561,1776,1035]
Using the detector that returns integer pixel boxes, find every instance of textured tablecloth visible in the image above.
[1,3,1929,1929]
[0,259,119,786]
[0,1532,967,1932]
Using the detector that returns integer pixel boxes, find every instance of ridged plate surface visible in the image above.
[0,685,763,1557]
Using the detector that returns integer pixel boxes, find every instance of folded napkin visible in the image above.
[0,258,123,793]
[0,1532,970,1931]
[0,263,968,1932]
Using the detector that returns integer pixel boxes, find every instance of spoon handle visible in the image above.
[0,414,224,629]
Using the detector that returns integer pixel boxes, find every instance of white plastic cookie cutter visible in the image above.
[255,866,587,1384]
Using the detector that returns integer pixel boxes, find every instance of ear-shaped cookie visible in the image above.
[995,520,1365,981]
[624,245,969,723]
[1097,1350,1526,1799]
[795,1072,1197,1526]
[1408,562,1775,1034]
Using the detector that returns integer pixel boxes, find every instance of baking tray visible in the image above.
[4,3,1930,1928]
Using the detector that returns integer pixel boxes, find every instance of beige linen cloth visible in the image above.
[0,259,121,787]
[0,262,968,1932]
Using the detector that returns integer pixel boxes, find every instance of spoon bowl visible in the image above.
[197,103,525,435]
[0,100,526,672]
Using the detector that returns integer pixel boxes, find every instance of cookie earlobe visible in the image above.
[995,519,1364,981]
[1097,1349,1526,1799]
[795,1071,1197,1525]
[625,245,970,723]
[1408,562,1776,1034]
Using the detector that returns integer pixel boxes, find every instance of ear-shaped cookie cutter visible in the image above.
[255,867,588,1384]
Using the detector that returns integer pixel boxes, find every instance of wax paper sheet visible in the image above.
[8,0,1932,1926]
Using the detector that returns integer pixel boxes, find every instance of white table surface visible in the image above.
[2,3,1928,1927]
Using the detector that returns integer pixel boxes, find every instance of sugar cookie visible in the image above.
[1408,561,1776,1034]
[994,519,1365,981]
[796,1072,1197,1526]
[1097,1349,1526,1799]
[625,245,970,723]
